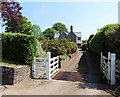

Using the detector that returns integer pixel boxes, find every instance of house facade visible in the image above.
[54,25,82,47]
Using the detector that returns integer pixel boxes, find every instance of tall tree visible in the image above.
[33,24,41,38]
[19,16,33,35]
[1,0,23,33]
[43,28,57,39]
[52,22,68,33]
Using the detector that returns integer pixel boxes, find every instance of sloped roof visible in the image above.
[74,32,81,37]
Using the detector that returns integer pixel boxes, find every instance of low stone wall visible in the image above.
[2,65,30,85]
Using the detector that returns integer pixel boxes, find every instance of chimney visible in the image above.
[70,25,73,32]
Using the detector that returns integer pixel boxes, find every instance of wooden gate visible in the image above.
[32,52,59,80]
[32,57,46,79]
[101,52,116,85]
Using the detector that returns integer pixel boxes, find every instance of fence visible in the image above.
[32,57,46,79]
[115,60,120,83]
[32,52,59,80]
[101,52,116,85]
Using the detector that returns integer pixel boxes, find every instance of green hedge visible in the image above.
[2,33,37,65]
[41,39,77,57]
[88,24,120,58]
[89,30,106,53]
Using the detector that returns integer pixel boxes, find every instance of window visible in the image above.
[78,37,81,40]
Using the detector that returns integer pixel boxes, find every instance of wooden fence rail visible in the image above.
[32,52,59,80]
[101,52,116,85]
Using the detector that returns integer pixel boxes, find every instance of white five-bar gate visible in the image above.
[100,52,116,85]
[32,52,59,80]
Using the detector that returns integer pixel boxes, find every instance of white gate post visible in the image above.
[57,56,59,68]
[107,52,111,82]
[110,53,116,85]
[46,52,51,80]
[100,52,103,70]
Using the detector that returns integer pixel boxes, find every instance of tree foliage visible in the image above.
[19,16,33,35]
[52,22,68,33]
[43,28,57,39]
[33,24,41,38]
[1,1,23,33]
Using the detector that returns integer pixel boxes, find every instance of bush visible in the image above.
[59,39,77,54]
[81,44,87,51]
[105,24,120,58]
[2,33,37,65]
[89,30,106,54]
[87,34,94,50]
[88,24,120,58]
[36,40,46,58]
[41,39,77,57]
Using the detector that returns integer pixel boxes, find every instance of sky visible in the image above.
[1,1,118,40]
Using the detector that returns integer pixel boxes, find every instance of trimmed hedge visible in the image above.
[89,30,106,54]
[2,33,37,65]
[88,24,120,58]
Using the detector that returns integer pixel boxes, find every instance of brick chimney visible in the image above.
[70,25,73,32]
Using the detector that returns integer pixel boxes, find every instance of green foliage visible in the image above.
[33,24,42,39]
[52,22,68,33]
[41,39,77,57]
[59,39,77,54]
[89,30,106,53]
[82,40,87,44]
[36,40,46,58]
[87,34,94,50]
[105,24,120,57]
[19,16,34,35]
[2,33,37,65]
[43,28,57,39]
[59,55,67,61]
[81,44,87,51]
[89,24,120,58]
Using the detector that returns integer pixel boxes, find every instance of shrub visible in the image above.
[81,44,87,51]
[41,39,77,57]
[59,39,77,54]
[70,42,78,53]
[2,33,37,65]
[89,30,106,54]
[88,24,120,58]
[105,24,120,58]
[87,34,94,50]
[36,40,46,58]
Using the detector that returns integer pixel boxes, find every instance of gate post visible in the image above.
[32,57,35,78]
[110,53,116,85]
[100,52,103,70]
[46,52,51,80]
[107,52,111,83]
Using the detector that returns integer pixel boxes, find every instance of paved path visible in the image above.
[1,51,113,96]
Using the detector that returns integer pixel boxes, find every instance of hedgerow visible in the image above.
[88,24,120,58]
[2,33,37,65]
